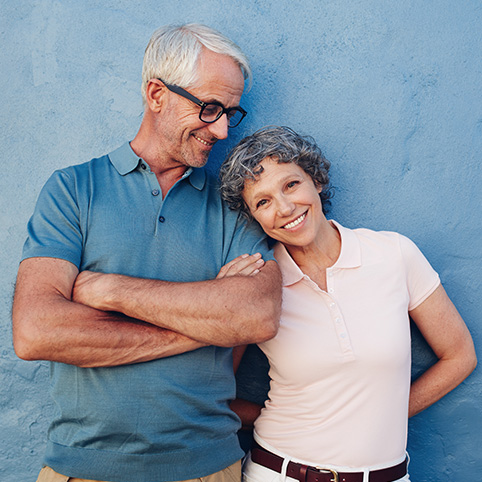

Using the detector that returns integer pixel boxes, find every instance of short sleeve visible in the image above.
[22,169,83,267]
[224,210,276,264]
[399,234,440,311]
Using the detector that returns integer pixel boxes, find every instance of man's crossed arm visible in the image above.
[12,255,281,368]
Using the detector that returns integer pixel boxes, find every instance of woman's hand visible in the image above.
[216,253,265,279]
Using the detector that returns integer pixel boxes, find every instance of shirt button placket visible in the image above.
[326,269,334,293]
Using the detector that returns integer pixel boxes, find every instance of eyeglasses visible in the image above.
[157,79,247,128]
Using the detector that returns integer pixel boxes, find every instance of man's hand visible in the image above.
[70,258,281,347]
[73,252,267,310]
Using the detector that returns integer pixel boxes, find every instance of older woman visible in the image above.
[218,126,476,482]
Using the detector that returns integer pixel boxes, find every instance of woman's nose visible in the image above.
[276,196,295,216]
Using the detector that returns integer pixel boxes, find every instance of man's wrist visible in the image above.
[100,273,124,311]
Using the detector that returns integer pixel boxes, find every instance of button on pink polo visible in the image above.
[254,221,440,469]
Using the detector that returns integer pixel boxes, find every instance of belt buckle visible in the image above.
[315,467,339,482]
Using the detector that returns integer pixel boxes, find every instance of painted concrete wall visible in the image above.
[1,1,480,481]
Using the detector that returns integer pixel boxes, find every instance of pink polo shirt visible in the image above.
[254,221,440,469]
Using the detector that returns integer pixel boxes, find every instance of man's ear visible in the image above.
[145,79,166,113]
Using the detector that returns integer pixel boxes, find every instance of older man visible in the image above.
[12,24,281,482]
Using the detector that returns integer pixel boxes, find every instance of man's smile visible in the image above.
[193,134,215,147]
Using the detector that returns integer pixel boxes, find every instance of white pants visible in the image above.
[242,451,410,482]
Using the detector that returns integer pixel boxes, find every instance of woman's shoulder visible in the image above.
[346,223,413,247]
[337,222,424,262]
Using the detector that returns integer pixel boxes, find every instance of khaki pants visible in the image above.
[36,460,241,482]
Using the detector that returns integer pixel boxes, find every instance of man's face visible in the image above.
[157,48,245,169]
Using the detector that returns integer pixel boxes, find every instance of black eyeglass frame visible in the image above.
[156,78,247,128]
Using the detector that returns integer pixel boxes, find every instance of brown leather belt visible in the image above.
[250,443,408,482]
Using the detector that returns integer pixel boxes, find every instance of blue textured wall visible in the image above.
[1,1,481,481]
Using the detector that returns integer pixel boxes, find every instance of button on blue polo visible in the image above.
[159,216,165,223]
[152,189,160,196]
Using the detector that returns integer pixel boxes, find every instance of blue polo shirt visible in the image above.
[22,142,274,482]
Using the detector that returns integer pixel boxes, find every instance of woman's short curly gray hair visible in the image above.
[219,126,332,219]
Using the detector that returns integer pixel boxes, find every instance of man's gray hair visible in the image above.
[219,126,332,219]
[141,23,252,104]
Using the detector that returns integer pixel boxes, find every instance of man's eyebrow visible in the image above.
[204,98,225,106]
[202,96,241,109]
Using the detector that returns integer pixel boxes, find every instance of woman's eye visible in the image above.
[256,199,268,208]
[287,180,299,188]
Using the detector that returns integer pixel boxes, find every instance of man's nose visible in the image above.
[207,113,229,140]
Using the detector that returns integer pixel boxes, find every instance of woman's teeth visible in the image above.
[283,212,306,229]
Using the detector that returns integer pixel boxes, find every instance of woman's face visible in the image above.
[242,157,324,249]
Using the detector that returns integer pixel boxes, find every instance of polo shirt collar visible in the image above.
[108,142,141,175]
[108,141,206,190]
[330,220,362,269]
[274,243,303,287]
[186,166,206,191]
[274,220,362,287]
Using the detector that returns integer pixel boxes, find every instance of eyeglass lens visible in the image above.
[200,104,244,127]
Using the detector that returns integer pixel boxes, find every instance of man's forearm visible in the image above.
[73,261,282,346]
[14,297,205,367]
[13,258,206,368]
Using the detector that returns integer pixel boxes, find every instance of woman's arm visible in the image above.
[408,284,477,417]
[231,397,263,431]
[232,344,264,430]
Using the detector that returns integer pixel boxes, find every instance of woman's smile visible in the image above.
[282,211,307,230]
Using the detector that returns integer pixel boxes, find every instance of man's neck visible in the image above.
[130,129,189,198]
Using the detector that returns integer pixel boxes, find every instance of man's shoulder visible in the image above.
[187,167,252,229]
[53,150,108,171]
[51,152,114,180]
[37,153,116,203]
[61,141,133,174]
[197,166,219,187]
[189,167,224,199]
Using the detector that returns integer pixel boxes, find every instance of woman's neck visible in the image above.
[285,220,341,291]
